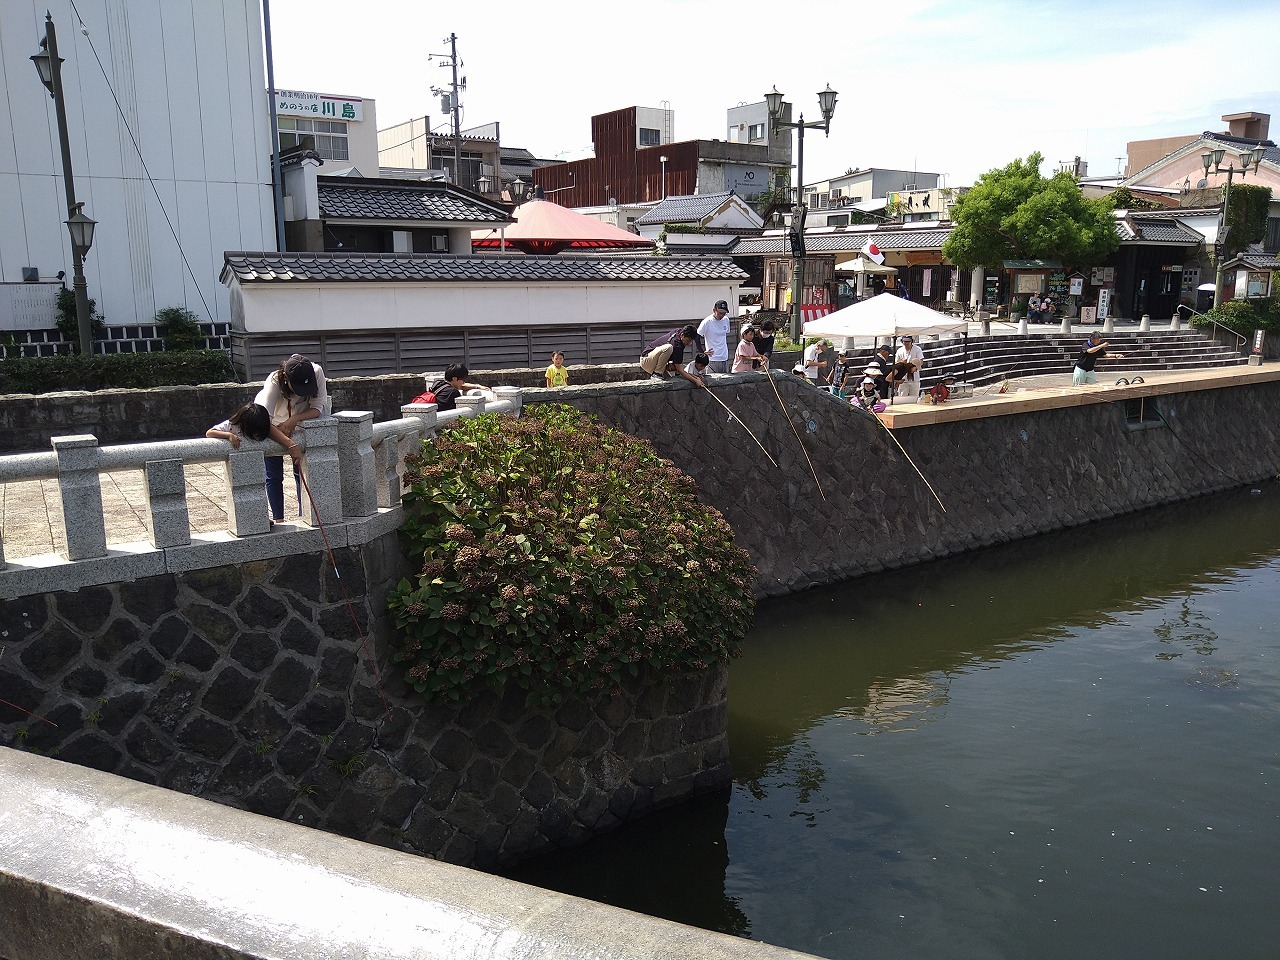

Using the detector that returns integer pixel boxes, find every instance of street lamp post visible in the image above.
[1203,144,1266,308]
[766,85,838,341]
[31,14,97,356]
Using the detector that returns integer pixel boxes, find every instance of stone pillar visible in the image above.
[51,435,106,561]
[224,451,269,537]
[1140,313,1151,332]
[1018,317,1029,335]
[334,411,377,519]
[390,404,439,509]
[455,395,487,418]
[1103,316,1115,334]
[980,320,991,336]
[971,267,983,311]
[492,386,522,416]
[298,417,341,529]
[1059,314,1072,336]
[1171,312,1181,332]
[143,459,191,548]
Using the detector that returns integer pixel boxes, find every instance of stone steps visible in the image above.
[912,331,1247,388]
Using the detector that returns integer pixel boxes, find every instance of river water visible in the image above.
[506,484,1280,960]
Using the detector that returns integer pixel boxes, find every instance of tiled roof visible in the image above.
[317,178,511,224]
[221,252,749,284]
[1229,252,1280,270]
[1116,218,1202,244]
[732,228,952,256]
[635,192,736,226]
[1203,131,1280,166]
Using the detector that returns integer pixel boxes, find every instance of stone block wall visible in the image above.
[0,525,731,869]
[546,374,1280,595]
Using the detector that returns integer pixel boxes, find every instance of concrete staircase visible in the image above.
[916,331,1248,389]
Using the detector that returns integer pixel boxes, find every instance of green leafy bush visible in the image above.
[0,350,235,394]
[388,404,756,707]
[1198,297,1280,337]
[156,306,202,351]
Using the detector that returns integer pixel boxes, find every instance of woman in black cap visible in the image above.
[253,354,330,521]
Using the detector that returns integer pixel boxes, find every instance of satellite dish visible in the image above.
[1196,178,1208,188]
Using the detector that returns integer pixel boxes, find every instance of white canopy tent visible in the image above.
[803,292,968,339]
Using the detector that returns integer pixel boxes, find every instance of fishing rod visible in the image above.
[697,381,778,469]
[762,366,826,500]
[297,466,393,720]
[868,412,948,513]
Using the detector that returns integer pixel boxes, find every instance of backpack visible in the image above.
[409,380,448,406]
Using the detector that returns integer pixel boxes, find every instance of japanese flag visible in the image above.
[862,241,885,265]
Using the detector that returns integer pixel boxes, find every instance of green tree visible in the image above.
[942,152,1120,270]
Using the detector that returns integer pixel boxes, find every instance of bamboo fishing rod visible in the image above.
[762,366,826,500]
[697,381,778,469]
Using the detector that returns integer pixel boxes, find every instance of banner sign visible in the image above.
[273,89,363,121]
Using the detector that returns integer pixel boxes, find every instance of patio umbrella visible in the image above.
[834,255,898,274]
[471,199,654,255]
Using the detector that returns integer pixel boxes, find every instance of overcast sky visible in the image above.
[266,0,1280,187]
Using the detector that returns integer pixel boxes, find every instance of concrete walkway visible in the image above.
[1,462,239,562]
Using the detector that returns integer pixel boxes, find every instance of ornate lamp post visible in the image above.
[1203,144,1266,308]
[766,85,838,340]
[31,14,97,356]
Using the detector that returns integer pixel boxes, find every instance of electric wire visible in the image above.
[67,0,214,321]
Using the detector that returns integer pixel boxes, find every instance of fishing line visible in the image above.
[297,466,393,720]
[0,649,56,726]
[1152,407,1253,488]
[697,383,778,469]
[762,367,826,500]
[868,414,948,513]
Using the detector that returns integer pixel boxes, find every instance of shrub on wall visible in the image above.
[54,287,104,345]
[388,404,756,707]
[0,350,235,394]
[156,306,202,351]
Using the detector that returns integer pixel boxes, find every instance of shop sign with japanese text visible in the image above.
[272,89,363,121]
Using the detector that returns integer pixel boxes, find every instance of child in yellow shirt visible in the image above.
[545,351,569,388]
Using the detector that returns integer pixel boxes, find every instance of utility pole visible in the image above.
[449,33,462,188]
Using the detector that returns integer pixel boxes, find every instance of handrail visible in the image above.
[0,387,522,578]
[1180,306,1247,352]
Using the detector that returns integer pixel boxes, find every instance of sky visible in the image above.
[266,0,1280,187]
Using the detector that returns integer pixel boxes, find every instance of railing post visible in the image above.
[334,411,377,519]
[143,459,191,548]
[392,403,439,508]
[224,451,269,537]
[298,417,341,529]
[455,395,487,418]
[51,435,106,561]
[492,386,523,416]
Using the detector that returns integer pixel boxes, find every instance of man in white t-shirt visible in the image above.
[893,335,925,399]
[802,338,829,385]
[696,300,732,374]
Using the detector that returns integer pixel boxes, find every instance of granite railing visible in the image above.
[0,387,521,597]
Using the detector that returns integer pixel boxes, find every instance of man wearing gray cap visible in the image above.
[697,299,732,374]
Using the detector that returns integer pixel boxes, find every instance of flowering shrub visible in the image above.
[388,404,756,706]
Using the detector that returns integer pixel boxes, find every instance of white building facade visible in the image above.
[0,0,275,330]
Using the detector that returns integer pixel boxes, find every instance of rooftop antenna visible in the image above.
[1115,157,1124,176]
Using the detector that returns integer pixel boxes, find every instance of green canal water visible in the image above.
[506,484,1280,960]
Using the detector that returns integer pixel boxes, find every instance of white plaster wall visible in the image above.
[0,0,274,327]
[233,281,736,333]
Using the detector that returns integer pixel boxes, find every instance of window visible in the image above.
[1266,217,1280,252]
[278,117,350,161]
[748,122,765,141]
[638,127,661,146]
[430,150,485,190]
[828,214,849,227]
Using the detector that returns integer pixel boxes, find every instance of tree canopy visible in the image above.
[942,152,1120,270]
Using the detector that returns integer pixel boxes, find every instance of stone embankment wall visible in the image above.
[0,526,729,868]
[538,373,1280,595]
[0,357,801,454]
